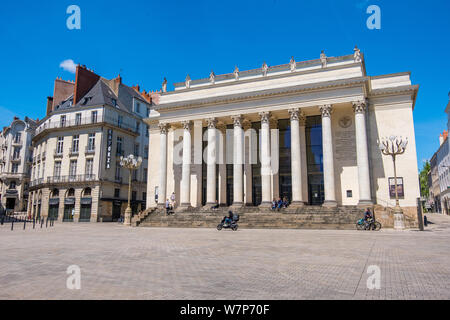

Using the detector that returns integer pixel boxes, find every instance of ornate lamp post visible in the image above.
[120,154,142,226]
[378,136,408,229]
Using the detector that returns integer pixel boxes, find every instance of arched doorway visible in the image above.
[48,189,59,220]
[63,188,75,222]
[80,188,92,222]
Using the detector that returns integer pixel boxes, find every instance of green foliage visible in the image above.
[419,160,431,197]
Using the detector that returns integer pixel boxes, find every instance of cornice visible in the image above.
[155,77,369,112]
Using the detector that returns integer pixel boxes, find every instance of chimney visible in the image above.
[439,130,448,146]
[52,78,75,110]
[73,65,101,105]
[46,97,54,116]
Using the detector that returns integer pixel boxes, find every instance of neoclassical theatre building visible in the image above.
[145,48,420,224]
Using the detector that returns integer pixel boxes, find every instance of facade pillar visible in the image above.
[353,101,372,205]
[206,118,217,205]
[243,120,253,205]
[320,104,337,207]
[259,112,272,206]
[288,108,304,206]
[158,123,168,207]
[232,115,244,206]
[180,120,192,207]
[299,114,309,203]
[270,118,279,202]
[217,124,227,205]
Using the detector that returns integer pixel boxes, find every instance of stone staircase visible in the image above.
[137,206,366,230]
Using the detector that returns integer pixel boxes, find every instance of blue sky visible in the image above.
[0,0,449,171]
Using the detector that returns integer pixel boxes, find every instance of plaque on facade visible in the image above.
[389,177,404,198]
[334,130,356,162]
[338,116,352,129]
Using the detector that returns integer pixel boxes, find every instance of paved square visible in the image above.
[1,214,450,300]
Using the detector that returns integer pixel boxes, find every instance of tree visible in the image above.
[419,160,431,198]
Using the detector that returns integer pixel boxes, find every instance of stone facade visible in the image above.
[28,65,150,222]
[145,49,421,227]
[0,117,37,213]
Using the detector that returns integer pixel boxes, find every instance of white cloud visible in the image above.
[59,59,77,73]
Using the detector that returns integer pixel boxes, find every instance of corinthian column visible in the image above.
[353,101,372,205]
[158,123,168,207]
[232,115,244,206]
[259,112,272,206]
[206,118,217,205]
[289,108,304,206]
[180,120,192,207]
[320,104,337,207]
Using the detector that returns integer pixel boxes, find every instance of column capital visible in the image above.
[206,118,217,129]
[352,100,367,114]
[231,115,244,128]
[158,123,169,134]
[289,108,306,125]
[181,120,192,131]
[319,104,333,118]
[259,111,271,124]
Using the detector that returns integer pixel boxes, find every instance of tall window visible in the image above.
[112,98,117,107]
[88,133,95,151]
[57,137,64,154]
[116,137,123,156]
[37,164,40,178]
[135,101,140,113]
[144,146,149,159]
[136,121,140,133]
[143,168,148,181]
[42,162,45,178]
[72,135,79,153]
[12,163,19,173]
[75,113,82,125]
[14,132,21,143]
[69,160,77,178]
[85,159,94,176]
[60,115,66,127]
[146,107,150,117]
[10,181,16,189]
[145,125,149,137]
[115,162,121,180]
[91,111,98,123]
[117,115,123,128]
[13,147,20,159]
[134,143,139,156]
[54,161,61,177]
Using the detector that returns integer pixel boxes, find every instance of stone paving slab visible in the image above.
[1,214,450,300]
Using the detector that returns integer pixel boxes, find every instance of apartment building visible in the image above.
[28,65,152,222]
[0,117,37,212]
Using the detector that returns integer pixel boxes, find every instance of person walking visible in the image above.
[170,192,176,209]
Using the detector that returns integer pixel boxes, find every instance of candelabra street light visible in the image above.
[378,136,408,230]
[120,154,142,226]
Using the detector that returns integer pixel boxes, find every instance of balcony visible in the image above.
[114,177,122,184]
[30,178,44,187]
[47,174,97,184]
[85,146,95,155]
[12,139,22,146]
[10,155,21,162]
[41,152,46,160]
[35,115,140,137]
[69,148,79,157]
[54,149,63,158]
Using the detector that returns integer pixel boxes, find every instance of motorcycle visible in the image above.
[356,218,381,231]
[217,215,239,231]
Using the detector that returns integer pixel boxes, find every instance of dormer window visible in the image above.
[112,98,117,107]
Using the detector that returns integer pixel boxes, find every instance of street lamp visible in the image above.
[120,154,142,226]
[377,136,408,229]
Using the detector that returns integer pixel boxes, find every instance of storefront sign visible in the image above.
[106,129,113,169]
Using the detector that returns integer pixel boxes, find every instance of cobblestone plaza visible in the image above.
[1,214,450,300]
